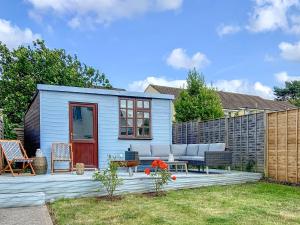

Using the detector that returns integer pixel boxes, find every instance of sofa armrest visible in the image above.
[204,151,232,167]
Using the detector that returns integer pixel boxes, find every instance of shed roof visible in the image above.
[147,84,297,111]
[37,84,174,100]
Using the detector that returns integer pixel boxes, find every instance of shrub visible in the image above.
[144,160,176,195]
[93,159,123,200]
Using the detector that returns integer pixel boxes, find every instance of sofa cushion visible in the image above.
[139,156,169,161]
[186,144,199,156]
[198,144,210,157]
[171,144,187,156]
[130,144,151,157]
[151,144,171,157]
[209,143,226,151]
[179,156,204,161]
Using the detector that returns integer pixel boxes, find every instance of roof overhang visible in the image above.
[37,84,174,100]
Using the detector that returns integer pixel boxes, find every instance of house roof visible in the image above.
[37,84,174,100]
[147,84,297,111]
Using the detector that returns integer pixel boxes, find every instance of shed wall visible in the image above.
[24,93,40,157]
[40,90,172,171]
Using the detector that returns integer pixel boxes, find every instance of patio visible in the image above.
[0,170,262,208]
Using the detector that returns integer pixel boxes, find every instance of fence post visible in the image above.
[276,112,278,181]
[0,109,3,139]
[297,109,299,183]
[264,112,268,177]
[286,111,288,182]
[185,122,188,144]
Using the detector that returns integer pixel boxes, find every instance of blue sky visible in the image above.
[1,0,300,99]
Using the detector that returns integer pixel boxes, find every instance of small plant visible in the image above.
[144,160,176,195]
[245,159,256,172]
[93,158,123,200]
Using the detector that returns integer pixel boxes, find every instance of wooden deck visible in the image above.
[0,170,262,208]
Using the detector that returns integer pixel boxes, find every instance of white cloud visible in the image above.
[279,41,300,62]
[128,76,186,92]
[166,48,210,70]
[0,19,41,49]
[275,71,300,82]
[247,0,300,33]
[212,79,274,99]
[26,0,183,28]
[217,24,241,37]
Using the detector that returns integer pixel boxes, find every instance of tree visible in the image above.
[274,81,300,107]
[174,69,224,122]
[0,39,112,138]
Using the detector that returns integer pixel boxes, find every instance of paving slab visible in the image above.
[0,205,53,225]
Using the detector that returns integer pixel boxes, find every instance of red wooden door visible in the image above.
[69,102,98,168]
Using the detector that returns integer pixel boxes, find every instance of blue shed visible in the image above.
[24,84,174,172]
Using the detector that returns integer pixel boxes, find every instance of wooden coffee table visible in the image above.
[166,161,188,174]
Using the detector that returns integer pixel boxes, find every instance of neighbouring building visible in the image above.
[145,84,297,120]
[24,84,173,172]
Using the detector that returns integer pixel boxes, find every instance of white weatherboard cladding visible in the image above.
[40,90,172,171]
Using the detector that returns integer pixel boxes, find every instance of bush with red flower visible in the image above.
[144,160,176,195]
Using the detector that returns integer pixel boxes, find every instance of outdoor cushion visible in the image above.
[198,144,210,157]
[151,144,171,157]
[139,156,169,161]
[179,156,204,161]
[171,144,187,156]
[186,144,199,156]
[130,144,151,157]
[209,143,226,151]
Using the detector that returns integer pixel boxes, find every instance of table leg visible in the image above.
[185,164,188,175]
[128,167,133,176]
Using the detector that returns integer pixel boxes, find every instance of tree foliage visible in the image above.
[0,40,112,138]
[274,81,300,107]
[174,69,224,122]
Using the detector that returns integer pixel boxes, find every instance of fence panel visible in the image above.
[172,113,265,172]
[267,109,300,183]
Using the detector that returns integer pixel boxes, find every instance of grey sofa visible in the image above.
[129,143,232,173]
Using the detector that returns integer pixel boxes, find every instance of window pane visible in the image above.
[72,106,94,140]
[127,127,133,135]
[127,100,133,109]
[137,100,143,108]
[137,119,143,127]
[144,118,149,126]
[127,119,133,126]
[120,100,126,108]
[128,110,133,118]
[144,127,150,136]
[121,118,126,126]
[144,112,149,118]
[137,127,143,136]
[144,101,149,109]
[120,127,126,135]
[137,111,143,118]
[120,109,126,118]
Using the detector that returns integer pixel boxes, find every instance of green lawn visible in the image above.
[49,182,300,225]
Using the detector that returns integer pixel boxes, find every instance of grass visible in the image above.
[49,182,300,225]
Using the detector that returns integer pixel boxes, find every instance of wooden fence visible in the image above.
[173,113,266,172]
[267,109,300,183]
